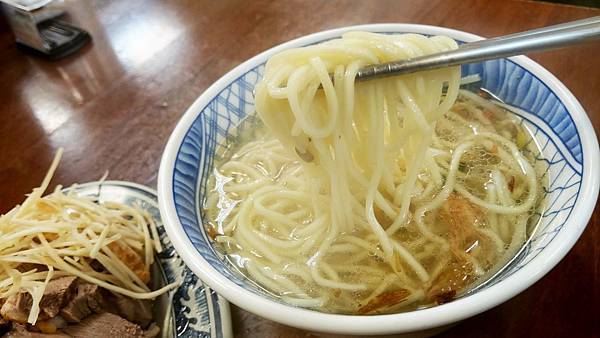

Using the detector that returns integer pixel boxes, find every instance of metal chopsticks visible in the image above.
[355,16,600,81]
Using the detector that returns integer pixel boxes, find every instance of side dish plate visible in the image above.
[67,181,232,338]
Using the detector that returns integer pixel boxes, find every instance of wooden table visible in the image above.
[1,0,598,337]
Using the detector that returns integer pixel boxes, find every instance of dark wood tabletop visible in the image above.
[1,0,598,337]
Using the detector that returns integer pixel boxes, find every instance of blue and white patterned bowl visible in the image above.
[157,24,600,336]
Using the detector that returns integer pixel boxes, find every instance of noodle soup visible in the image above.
[202,32,546,315]
[204,90,546,315]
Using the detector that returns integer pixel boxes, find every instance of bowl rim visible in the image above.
[158,23,600,335]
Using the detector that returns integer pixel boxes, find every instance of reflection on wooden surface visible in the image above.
[0,0,598,337]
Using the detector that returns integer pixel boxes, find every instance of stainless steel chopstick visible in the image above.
[468,16,600,45]
[355,17,600,81]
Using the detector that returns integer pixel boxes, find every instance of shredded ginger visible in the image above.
[0,149,178,324]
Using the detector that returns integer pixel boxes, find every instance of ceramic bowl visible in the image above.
[157,24,600,336]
